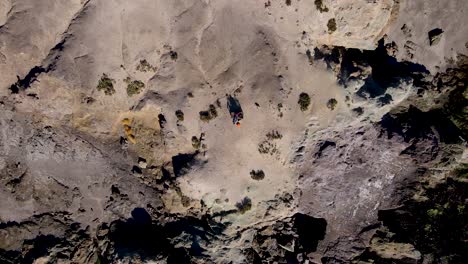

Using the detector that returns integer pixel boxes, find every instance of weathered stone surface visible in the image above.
[0,1,466,263]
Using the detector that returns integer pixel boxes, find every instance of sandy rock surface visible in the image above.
[0,1,467,263]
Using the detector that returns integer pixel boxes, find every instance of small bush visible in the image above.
[266,130,283,140]
[250,170,265,180]
[181,195,191,207]
[327,98,338,110]
[298,92,311,111]
[199,111,211,122]
[126,79,145,96]
[209,104,218,117]
[191,136,200,149]
[327,18,337,34]
[285,0,291,6]
[136,59,156,72]
[170,51,178,60]
[314,0,329,12]
[199,104,218,122]
[236,197,252,214]
[175,110,184,121]
[96,74,115,95]
[258,141,270,154]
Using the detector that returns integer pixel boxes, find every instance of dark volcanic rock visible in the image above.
[428,28,444,46]
[172,152,200,177]
[358,178,468,264]
[314,39,430,98]
[252,213,327,262]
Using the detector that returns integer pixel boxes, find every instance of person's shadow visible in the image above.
[227,95,243,116]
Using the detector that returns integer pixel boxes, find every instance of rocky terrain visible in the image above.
[0,0,466,263]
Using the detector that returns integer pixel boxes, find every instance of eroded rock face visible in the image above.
[0,0,11,26]
[0,212,96,263]
[0,0,467,263]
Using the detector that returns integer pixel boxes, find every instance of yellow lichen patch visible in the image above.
[121,118,131,126]
[127,133,136,144]
[114,106,161,133]
[113,106,170,167]
[121,118,136,144]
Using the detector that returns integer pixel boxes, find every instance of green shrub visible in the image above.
[136,59,156,72]
[298,92,311,111]
[250,170,265,180]
[199,111,211,122]
[327,18,337,33]
[236,197,252,214]
[175,110,184,121]
[314,0,329,12]
[191,136,201,149]
[327,98,338,110]
[199,104,218,122]
[126,80,145,96]
[209,104,218,117]
[96,74,115,95]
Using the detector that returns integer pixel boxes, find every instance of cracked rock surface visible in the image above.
[0,0,467,263]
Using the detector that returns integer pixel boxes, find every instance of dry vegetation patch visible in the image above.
[258,130,283,157]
